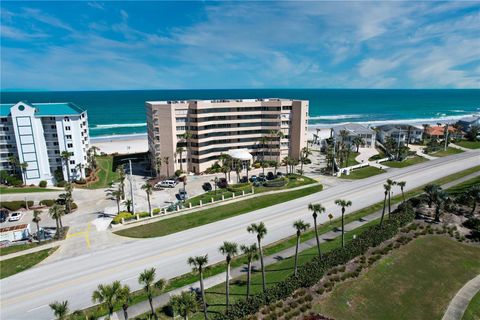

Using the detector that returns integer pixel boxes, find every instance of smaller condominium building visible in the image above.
[331,123,376,149]
[146,98,309,176]
[0,101,90,186]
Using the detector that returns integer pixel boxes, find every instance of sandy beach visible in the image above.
[91,134,148,155]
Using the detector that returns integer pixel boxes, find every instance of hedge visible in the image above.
[39,180,47,188]
[111,211,150,224]
[215,203,415,320]
[264,178,287,188]
[39,199,56,207]
[0,201,34,211]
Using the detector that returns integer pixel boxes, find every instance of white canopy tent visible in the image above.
[227,149,253,161]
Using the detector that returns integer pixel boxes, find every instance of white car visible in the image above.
[157,180,178,188]
[8,212,23,222]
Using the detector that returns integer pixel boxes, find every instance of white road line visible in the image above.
[27,304,48,312]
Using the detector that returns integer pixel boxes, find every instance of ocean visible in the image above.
[1,89,479,139]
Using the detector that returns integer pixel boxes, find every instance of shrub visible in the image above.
[153,208,161,214]
[0,200,34,211]
[0,170,23,186]
[56,180,66,187]
[264,178,287,188]
[175,169,184,177]
[75,179,87,185]
[112,212,134,224]
[71,202,78,210]
[39,180,47,188]
[300,305,308,312]
[39,199,56,207]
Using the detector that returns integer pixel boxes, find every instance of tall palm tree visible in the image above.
[386,179,396,216]
[170,291,198,320]
[92,281,122,318]
[181,131,193,170]
[49,300,69,320]
[334,199,352,248]
[380,183,390,227]
[308,203,325,258]
[117,165,126,200]
[49,204,65,239]
[424,183,440,208]
[176,146,185,172]
[219,241,238,311]
[300,147,312,174]
[60,151,72,181]
[138,268,165,320]
[155,156,162,177]
[89,145,100,157]
[8,155,19,176]
[352,136,365,153]
[240,243,258,298]
[293,220,310,276]
[124,199,133,213]
[260,136,268,160]
[62,183,74,214]
[32,209,42,243]
[276,130,285,162]
[397,181,407,203]
[108,187,122,215]
[142,182,153,215]
[247,222,267,293]
[465,185,480,215]
[433,189,449,222]
[75,163,85,179]
[188,255,209,320]
[117,284,132,320]
[164,156,170,178]
[19,162,28,184]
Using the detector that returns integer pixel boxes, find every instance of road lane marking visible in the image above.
[27,304,48,312]
[65,223,91,248]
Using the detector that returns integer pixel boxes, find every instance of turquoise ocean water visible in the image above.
[1,89,479,138]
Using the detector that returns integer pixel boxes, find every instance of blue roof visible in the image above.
[0,102,85,117]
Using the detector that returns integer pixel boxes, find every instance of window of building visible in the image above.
[65,126,71,130]
[176,118,187,123]
[51,125,56,129]
[70,169,75,173]
[56,159,61,163]
[1,118,7,122]
[282,106,292,110]
[64,117,70,122]
[176,126,186,131]
[50,117,55,120]
[53,133,58,138]
[53,142,59,146]
[69,160,75,164]
[55,150,60,154]
[67,143,73,148]
[66,135,72,139]
[2,127,8,131]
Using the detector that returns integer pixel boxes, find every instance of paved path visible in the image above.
[1,150,478,320]
[111,170,480,319]
[442,275,480,320]
[449,143,471,152]
[409,144,438,160]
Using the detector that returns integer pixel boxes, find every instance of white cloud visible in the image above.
[22,7,73,31]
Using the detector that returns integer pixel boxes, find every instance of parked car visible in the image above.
[202,182,212,191]
[240,176,248,183]
[266,171,275,180]
[276,171,284,177]
[259,173,266,179]
[156,180,177,188]
[257,176,267,182]
[8,212,23,222]
[218,178,228,188]
[178,189,189,201]
[0,209,9,223]
[249,175,258,182]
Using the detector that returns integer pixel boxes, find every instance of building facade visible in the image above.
[456,116,480,133]
[0,101,89,186]
[146,98,309,176]
[376,124,424,145]
[331,123,376,149]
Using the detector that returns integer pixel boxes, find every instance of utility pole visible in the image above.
[396,127,402,161]
[444,123,449,151]
[129,159,135,215]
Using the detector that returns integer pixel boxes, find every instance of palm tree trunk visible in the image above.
[258,239,266,294]
[55,218,60,239]
[401,188,405,203]
[148,295,156,319]
[294,233,300,276]
[225,261,230,311]
[200,270,208,320]
[471,201,477,215]
[116,199,120,215]
[341,209,345,248]
[314,217,321,258]
[388,192,392,218]
[380,192,387,227]
[246,260,252,298]
[147,193,151,214]
[123,306,128,320]
[36,222,41,243]
[180,153,183,172]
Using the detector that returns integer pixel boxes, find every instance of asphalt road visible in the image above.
[1,150,479,320]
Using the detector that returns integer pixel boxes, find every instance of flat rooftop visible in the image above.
[0,102,86,117]
[146,98,305,104]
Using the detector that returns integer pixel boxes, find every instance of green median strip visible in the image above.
[114,184,324,238]
[382,156,427,168]
[0,187,56,194]
[0,247,58,279]
[339,166,386,179]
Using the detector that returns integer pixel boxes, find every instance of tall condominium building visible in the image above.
[146,98,308,176]
[0,101,90,185]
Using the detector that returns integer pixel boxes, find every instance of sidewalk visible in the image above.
[449,143,471,152]
[442,275,480,320]
[409,144,438,160]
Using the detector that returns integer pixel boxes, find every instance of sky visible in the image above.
[1,1,479,91]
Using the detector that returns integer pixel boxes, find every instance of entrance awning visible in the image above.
[227,149,253,161]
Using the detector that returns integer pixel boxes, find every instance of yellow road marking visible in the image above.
[65,223,91,248]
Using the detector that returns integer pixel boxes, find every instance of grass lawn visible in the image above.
[456,140,480,149]
[83,156,119,189]
[345,151,360,167]
[316,236,480,320]
[114,184,323,238]
[339,166,385,179]
[0,186,56,194]
[0,247,58,279]
[368,149,386,161]
[462,291,480,320]
[0,242,44,256]
[447,176,480,196]
[382,156,428,168]
[430,147,464,157]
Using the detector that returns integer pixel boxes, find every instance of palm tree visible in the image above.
[276,130,285,162]
[293,220,310,276]
[75,163,85,179]
[108,187,122,215]
[117,284,132,320]
[219,241,238,311]
[19,162,28,184]
[282,156,290,174]
[155,157,162,177]
[433,189,449,222]
[138,268,165,320]
[334,199,352,248]
[308,203,325,258]
[397,181,406,203]
[124,199,133,213]
[164,156,170,177]
[8,155,19,176]
[60,151,72,181]
[49,204,65,239]
[188,255,209,320]
[247,222,267,293]
[62,183,74,214]
[260,136,268,160]
[92,281,122,318]
[181,131,193,169]
[300,147,312,174]
[240,243,258,298]
[176,146,185,172]
[49,300,69,320]
[32,210,42,243]
[352,136,365,153]
[142,182,153,215]
[89,145,100,157]
[170,291,198,320]
[117,165,126,199]
[465,185,480,215]
[386,179,396,216]
[424,183,440,208]
[380,183,390,227]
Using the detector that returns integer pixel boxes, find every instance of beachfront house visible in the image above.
[331,123,376,150]
[376,124,423,145]
[456,116,480,132]
[146,98,309,176]
[425,125,463,140]
[0,101,90,186]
